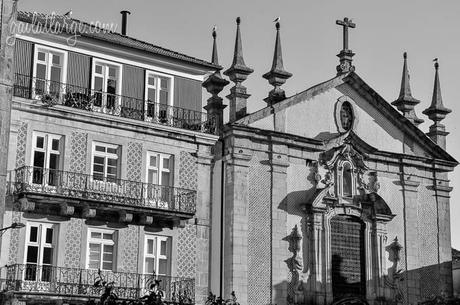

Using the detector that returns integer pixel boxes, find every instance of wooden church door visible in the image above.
[330,215,366,299]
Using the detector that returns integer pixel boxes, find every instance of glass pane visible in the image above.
[160,240,167,256]
[107,79,116,94]
[93,156,105,165]
[161,172,170,186]
[93,164,104,174]
[26,246,38,263]
[94,77,103,91]
[158,258,167,275]
[91,232,102,239]
[107,166,117,175]
[36,64,46,79]
[36,136,45,148]
[49,154,59,170]
[89,243,101,268]
[343,163,353,197]
[107,147,118,154]
[33,151,45,168]
[148,169,158,184]
[149,155,157,167]
[38,51,46,61]
[50,66,61,83]
[29,226,38,242]
[103,233,113,240]
[95,65,103,74]
[145,257,155,274]
[51,139,60,151]
[147,239,154,254]
[160,78,168,89]
[102,261,113,270]
[147,88,156,102]
[108,67,116,77]
[45,228,53,243]
[52,54,60,65]
[43,247,53,264]
[107,158,117,166]
[159,91,168,105]
[148,76,155,86]
[95,145,106,152]
[162,157,170,170]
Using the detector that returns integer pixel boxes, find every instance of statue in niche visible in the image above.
[340,102,353,131]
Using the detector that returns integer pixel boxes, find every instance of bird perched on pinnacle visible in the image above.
[273,17,280,23]
[63,9,72,18]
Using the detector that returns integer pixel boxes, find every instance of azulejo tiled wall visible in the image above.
[8,203,21,265]
[69,131,87,173]
[15,122,27,168]
[64,218,83,268]
[119,225,139,273]
[176,151,198,278]
[248,154,272,305]
[179,151,197,191]
[176,223,197,278]
[127,142,143,182]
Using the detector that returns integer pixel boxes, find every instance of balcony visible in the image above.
[13,73,217,135]
[0,264,194,304]
[8,166,196,226]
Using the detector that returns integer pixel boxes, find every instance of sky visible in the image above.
[18,0,460,248]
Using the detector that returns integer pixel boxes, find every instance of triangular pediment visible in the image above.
[236,72,456,164]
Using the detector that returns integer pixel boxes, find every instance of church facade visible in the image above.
[207,17,457,305]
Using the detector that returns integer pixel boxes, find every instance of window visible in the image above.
[146,152,173,207]
[143,235,170,276]
[144,72,172,122]
[31,133,63,186]
[24,223,57,282]
[87,228,116,271]
[91,142,120,182]
[342,162,353,197]
[146,152,173,186]
[33,46,66,98]
[92,60,122,112]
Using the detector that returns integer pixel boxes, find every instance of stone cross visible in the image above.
[336,17,356,51]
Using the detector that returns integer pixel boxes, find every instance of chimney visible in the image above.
[120,10,131,36]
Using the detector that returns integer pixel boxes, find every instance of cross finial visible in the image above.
[336,17,355,51]
[335,17,356,75]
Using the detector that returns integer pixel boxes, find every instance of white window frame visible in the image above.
[91,58,123,114]
[143,234,171,276]
[90,142,120,182]
[32,45,68,99]
[144,71,174,122]
[31,132,63,187]
[145,151,174,186]
[23,222,57,281]
[86,228,116,271]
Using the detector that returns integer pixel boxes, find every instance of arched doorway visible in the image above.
[330,215,366,299]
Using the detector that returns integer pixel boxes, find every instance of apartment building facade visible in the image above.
[1,10,219,305]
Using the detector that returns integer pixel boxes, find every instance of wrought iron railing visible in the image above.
[0,264,194,304]
[9,166,196,214]
[13,73,217,134]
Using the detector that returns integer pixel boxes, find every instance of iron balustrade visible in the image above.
[0,264,195,304]
[13,73,217,134]
[10,166,196,214]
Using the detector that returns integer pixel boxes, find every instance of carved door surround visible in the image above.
[305,138,395,305]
